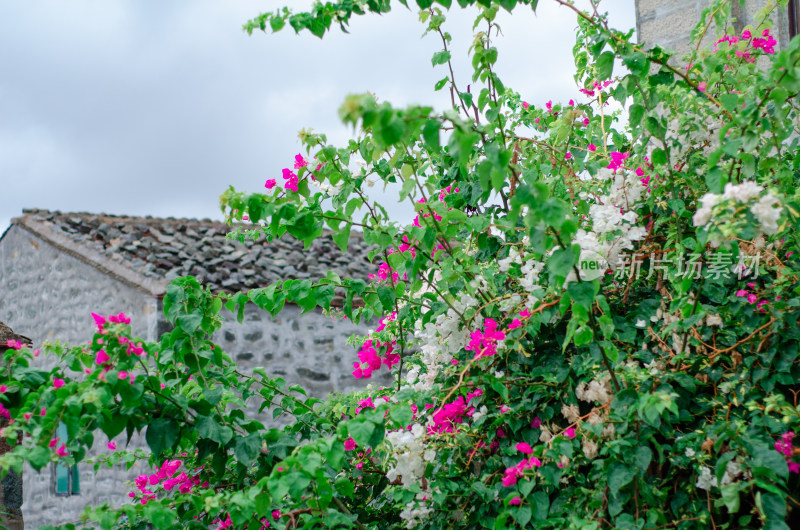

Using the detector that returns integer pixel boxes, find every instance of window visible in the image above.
[790,0,800,41]
[51,422,79,496]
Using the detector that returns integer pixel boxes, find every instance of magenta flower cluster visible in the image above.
[465,318,506,359]
[713,28,777,63]
[775,431,800,473]
[129,459,208,505]
[352,313,399,379]
[264,153,322,193]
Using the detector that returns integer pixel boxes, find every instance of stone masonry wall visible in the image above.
[215,304,388,425]
[636,0,792,56]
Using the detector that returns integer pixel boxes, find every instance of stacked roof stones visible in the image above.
[14,209,376,294]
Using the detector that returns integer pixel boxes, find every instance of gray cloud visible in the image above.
[0,0,634,234]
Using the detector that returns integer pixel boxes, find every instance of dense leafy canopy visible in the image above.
[3,0,800,528]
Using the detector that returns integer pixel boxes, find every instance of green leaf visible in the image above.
[720,483,740,514]
[390,405,413,427]
[719,93,739,112]
[377,285,397,311]
[758,492,789,530]
[513,505,532,526]
[234,433,262,467]
[335,477,355,499]
[567,281,597,308]
[431,50,451,66]
[333,223,352,253]
[608,462,635,495]
[434,77,449,91]
[146,418,179,455]
[634,445,652,471]
[422,119,441,149]
[622,51,648,76]
[145,501,176,528]
[547,246,577,278]
[348,420,375,448]
[177,313,203,334]
[313,284,335,310]
[269,16,285,32]
[596,51,614,80]
[27,446,50,471]
[530,491,549,521]
[195,415,233,446]
[629,104,645,126]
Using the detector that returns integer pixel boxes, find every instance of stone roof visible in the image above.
[7,209,376,297]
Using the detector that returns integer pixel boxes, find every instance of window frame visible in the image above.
[51,422,80,497]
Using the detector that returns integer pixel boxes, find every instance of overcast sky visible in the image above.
[0,0,635,234]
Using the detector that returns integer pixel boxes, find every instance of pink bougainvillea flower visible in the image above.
[531,417,542,428]
[606,151,629,171]
[430,397,467,433]
[465,318,506,359]
[466,388,483,403]
[509,496,522,506]
[40,407,47,416]
[564,427,576,439]
[272,510,281,521]
[508,318,522,330]
[118,371,128,380]
[565,152,573,160]
[698,81,707,92]
[23,413,31,420]
[56,444,69,457]
[344,437,356,451]
[91,312,106,331]
[95,349,109,365]
[521,101,529,109]
[107,441,117,450]
[516,442,533,454]
[53,378,65,389]
[294,154,309,169]
[747,293,758,304]
[356,397,375,414]
[264,179,277,189]
[500,405,510,413]
[49,438,60,448]
[0,385,7,393]
[545,100,553,112]
[282,168,299,192]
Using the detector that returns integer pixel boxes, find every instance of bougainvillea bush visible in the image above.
[4,0,800,528]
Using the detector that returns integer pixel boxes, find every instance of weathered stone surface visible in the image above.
[636,0,794,56]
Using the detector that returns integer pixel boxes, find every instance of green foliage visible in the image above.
[4,0,800,528]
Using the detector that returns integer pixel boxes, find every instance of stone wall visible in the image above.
[0,224,159,352]
[0,224,159,529]
[0,223,383,528]
[636,0,792,55]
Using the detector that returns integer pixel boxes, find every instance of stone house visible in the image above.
[0,209,388,528]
